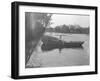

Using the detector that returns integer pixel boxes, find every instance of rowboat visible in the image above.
[41,36,84,51]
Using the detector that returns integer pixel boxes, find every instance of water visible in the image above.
[26,33,89,68]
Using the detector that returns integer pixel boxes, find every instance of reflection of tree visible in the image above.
[25,12,52,66]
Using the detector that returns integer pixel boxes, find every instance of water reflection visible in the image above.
[26,34,89,68]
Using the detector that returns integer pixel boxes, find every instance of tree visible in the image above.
[25,12,52,65]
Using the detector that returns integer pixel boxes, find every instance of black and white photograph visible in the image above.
[25,12,90,68]
[11,1,97,79]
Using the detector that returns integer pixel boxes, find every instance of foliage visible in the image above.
[25,12,52,65]
[46,24,89,34]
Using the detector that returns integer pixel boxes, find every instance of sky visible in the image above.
[51,14,90,28]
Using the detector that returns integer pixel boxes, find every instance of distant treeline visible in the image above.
[46,24,89,34]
